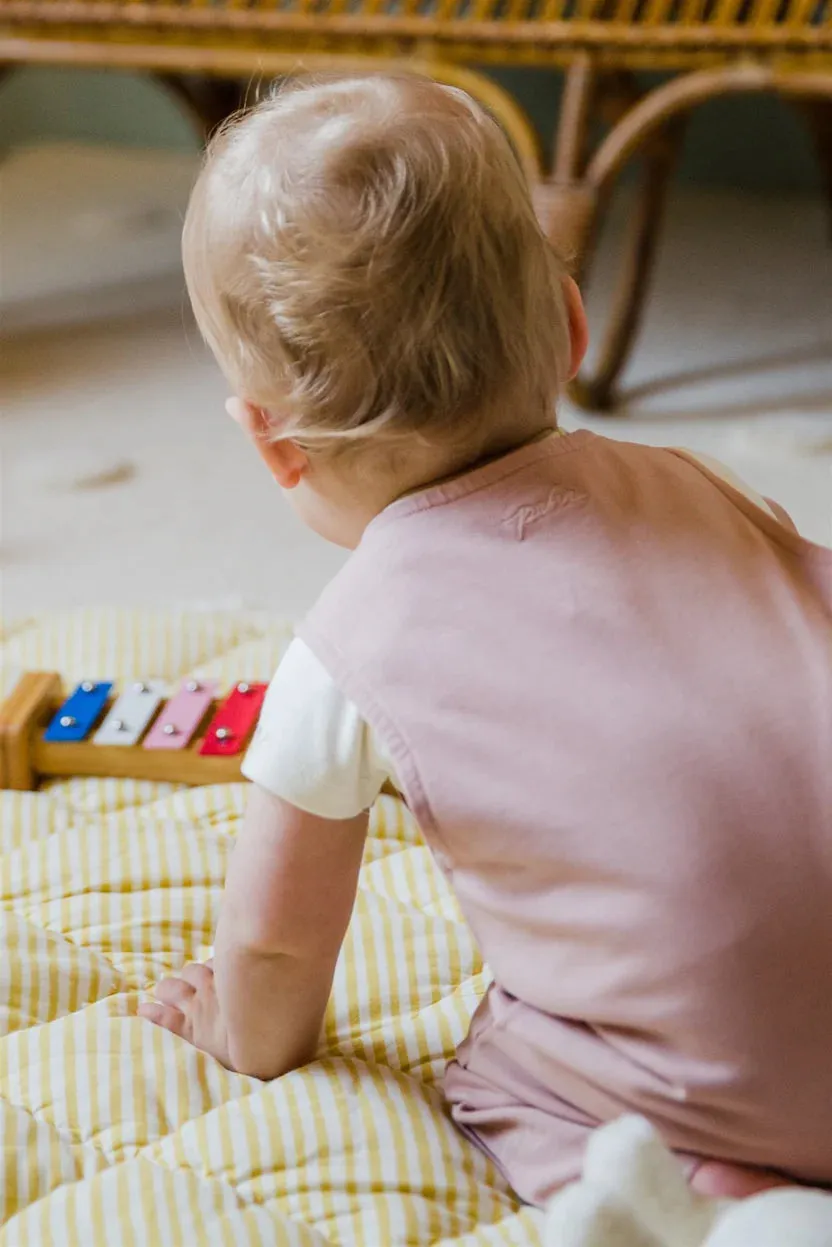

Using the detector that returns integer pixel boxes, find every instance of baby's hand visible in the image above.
[139,961,233,1070]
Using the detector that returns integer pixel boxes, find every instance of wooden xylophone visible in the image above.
[0,671,268,790]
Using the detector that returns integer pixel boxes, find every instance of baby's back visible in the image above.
[301,430,832,1180]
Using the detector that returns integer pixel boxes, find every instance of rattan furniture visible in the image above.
[1,0,830,408]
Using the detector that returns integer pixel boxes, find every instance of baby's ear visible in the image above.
[258,438,309,490]
[226,398,309,488]
[564,277,589,382]
[225,398,266,436]
[225,397,247,424]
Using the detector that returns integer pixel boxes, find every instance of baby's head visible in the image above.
[183,73,587,546]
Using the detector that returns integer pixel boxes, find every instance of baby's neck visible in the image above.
[311,422,559,551]
[392,424,558,506]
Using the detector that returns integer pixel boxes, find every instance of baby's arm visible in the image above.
[214,784,368,1080]
[141,639,392,1075]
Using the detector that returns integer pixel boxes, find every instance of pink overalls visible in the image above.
[299,430,832,1206]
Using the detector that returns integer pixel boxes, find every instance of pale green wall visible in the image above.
[0,67,199,152]
[0,64,821,191]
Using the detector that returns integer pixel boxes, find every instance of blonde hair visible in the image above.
[183,73,570,455]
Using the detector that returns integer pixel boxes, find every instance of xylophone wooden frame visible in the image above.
[0,671,257,790]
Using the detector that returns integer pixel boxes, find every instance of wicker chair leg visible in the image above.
[155,74,245,142]
[544,59,685,412]
[559,65,832,411]
[536,54,600,261]
[570,118,686,412]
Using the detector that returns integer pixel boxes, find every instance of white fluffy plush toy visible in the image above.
[544,1116,832,1247]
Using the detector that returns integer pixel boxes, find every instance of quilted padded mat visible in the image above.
[0,609,543,1246]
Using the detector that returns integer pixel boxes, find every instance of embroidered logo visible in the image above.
[502,487,578,540]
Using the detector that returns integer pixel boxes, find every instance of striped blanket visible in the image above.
[0,609,542,1246]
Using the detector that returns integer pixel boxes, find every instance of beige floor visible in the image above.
[2,144,831,623]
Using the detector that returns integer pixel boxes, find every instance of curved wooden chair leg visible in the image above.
[541,62,686,412]
[155,74,245,144]
[570,118,686,412]
[568,68,832,412]
[536,54,601,263]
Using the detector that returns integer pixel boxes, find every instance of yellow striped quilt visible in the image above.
[0,609,543,1246]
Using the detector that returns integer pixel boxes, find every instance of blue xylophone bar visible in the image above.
[43,681,113,743]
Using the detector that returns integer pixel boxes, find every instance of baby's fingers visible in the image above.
[154,976,196,1009]
[138,1000,189,1038]
[180,962,214,991]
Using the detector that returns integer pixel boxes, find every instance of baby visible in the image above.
[140,74,832,1207]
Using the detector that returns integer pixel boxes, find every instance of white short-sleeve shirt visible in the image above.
[242,452,777,820]
[242,637,398,817]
